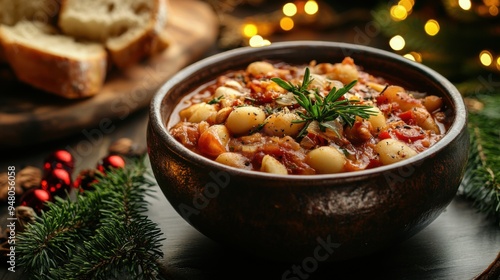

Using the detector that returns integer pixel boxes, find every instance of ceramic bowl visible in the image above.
[147,41,469,262]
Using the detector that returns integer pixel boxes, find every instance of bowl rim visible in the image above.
[149,40,467,182]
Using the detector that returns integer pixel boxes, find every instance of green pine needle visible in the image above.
[460,94,500,225]
[17,157,165,280]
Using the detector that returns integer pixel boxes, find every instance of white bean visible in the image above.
[216,152,252,169]
[214,86,242,99]
[215,107,233,124]
[225,106,266,135]
[412,107,440,134]
[224,80,244,91]
[329,63,358,85]
[381,86,421,111]
[247,61,275,76]
[367,107,386,132]
[179,102,216,123]
[306,146,346,174]
[375,138,417,165]
[263,111,305,137]
[260,155,288,175]
[422,95,443,112]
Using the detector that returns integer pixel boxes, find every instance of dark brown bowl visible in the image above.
[147,41,469,262]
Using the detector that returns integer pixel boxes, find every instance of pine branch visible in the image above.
[17,193,102,278]
[460,94,500,225]
[17,157,165,279]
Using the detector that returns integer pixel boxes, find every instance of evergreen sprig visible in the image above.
[271,68,376,138]
[460,94,500,225]
[17,158,165,280]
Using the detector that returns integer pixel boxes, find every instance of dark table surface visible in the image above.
[1,107,499,280]
[1,3,500,278]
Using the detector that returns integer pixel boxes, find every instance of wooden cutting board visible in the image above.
[0,0,218,149]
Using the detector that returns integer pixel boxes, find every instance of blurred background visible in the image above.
[205,0,500,91]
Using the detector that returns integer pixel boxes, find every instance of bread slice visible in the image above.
[0,0,61,26]
[0,0,17,26]
[59,0,168,69]
[0,21,107,98]
[0,0,62,65]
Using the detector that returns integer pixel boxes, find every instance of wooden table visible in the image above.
[1,1,499,279]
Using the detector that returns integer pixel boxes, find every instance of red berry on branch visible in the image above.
[20,188,52,214]
[41,168,72,198]
[43,149,75,174]
[74,169,98,192]
[97,154,126,173]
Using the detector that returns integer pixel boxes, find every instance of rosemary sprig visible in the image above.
[208,95,224,104]
[271,68,376,138]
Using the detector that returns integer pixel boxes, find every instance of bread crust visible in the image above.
[106,0,169,68]
[1,33,107,99]
[0,0,169,98]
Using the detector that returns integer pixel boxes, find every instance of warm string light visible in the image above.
[242,23,258,37]
[283,3,297,16]
[478,50,500,72]
[403,52,422,62]
[424,19,440,36]
[384,0,499,70]
[304,0,319,15]
[390,5,408,21]
[459,0,472,10]
[389,35,405,51]
[480,50,493,66]
[457,0,500,16]
[239,0,321,47]
[249,35,271,47]
[280,17,294,31]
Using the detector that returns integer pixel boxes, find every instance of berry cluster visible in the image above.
[19,150,126,214]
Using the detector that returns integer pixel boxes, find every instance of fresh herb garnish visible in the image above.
[271,68,376,138]
[208,95,224,104]
[249,122,268,134]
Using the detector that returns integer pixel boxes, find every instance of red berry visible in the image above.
[74,169,98,192]
[20,188,52,214]
[44,149,75,174]
[98,155,126,172]
[41,168,72,198]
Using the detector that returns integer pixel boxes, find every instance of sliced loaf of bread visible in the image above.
[0,0,61,26]
[0,0,62,64]
[59,0,168,68]
[0,21,107,98]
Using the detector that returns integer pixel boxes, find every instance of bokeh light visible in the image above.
[389,35,406,51]
[390,5,408,21]
[398,0,414,12]
[249,35,271,47]
[280,17,294,31]
[283,3,297,17]
[304,1,319,15]
[404,51,422,62]
[459,0,472,10]
[480,50,493,66]
[424,19,440,36]
[489,5,499,16]
[242,23,258,38]
[403,53,415,61]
